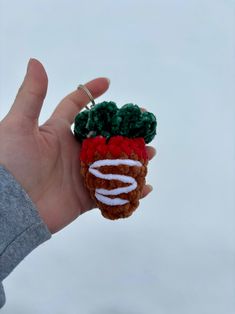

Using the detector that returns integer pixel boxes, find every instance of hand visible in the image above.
[0,59,156,233]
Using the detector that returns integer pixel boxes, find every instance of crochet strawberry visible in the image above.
[74,101,157,220]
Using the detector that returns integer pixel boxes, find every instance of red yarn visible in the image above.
[80,136,148,163]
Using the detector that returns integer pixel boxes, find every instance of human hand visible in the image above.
[0,59,156,233]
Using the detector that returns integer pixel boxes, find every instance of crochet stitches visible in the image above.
[89,159,143,206]
[74,102,157,220]
[74,102,156,143]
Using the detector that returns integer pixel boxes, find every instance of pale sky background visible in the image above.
[0,0,235,313]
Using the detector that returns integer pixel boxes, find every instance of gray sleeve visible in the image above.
[0,165,51,308]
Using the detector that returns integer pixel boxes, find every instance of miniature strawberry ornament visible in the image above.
[74,85,157,220]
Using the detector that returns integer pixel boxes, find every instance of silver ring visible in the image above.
[77,84,96,110]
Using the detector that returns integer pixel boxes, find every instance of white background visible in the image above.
[0,1,234,313]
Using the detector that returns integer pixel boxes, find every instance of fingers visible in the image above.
[146,146,156,160]
[50,77,110,124]
[9,59,48,123]
[141,145,156,199]
[141,184,153,199]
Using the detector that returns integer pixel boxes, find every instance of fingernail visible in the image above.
[27,58,33,73]
[148,184,153,192]
[106,78,111,85]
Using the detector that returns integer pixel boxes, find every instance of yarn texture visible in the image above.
[74,101,157,143]
[74,101,157,220]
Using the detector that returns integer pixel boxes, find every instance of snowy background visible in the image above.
[0,0,235,313]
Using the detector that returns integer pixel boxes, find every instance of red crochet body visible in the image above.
[80,135,148,164]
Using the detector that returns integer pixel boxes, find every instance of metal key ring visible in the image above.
[77,84,96,110]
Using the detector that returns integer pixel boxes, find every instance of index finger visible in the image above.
[51,77,110,124]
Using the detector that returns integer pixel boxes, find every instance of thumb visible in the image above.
[9,58,48,123]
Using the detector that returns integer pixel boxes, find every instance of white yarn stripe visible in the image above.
[96,181,137,196]
[90,159,142,168]
[95,192,129,206]
[89,168,136,187]
[89,159,142,206]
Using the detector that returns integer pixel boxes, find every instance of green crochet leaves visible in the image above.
[74,101,157,144]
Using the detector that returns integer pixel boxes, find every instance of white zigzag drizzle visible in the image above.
[88,159,142,206]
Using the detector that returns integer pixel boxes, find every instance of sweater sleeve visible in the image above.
[0,165,51,308]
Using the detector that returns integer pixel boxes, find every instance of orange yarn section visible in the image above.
[80,136,148,220]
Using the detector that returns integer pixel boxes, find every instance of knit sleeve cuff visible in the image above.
[0,165,51,282]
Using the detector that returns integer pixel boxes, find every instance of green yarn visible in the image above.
[74,110,89,141]
[87,101,118,139]
[74,101,157,144]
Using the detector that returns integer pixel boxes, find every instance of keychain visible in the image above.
[74,84,157,220]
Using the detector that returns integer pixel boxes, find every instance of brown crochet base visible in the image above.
[81,152,148,220]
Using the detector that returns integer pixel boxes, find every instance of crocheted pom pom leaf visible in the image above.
[74,101,157,143]
[111,104,141,137]
[87,101,118,138]
[138,111,157,144]
[74,110,89,142]
[112,104,157,143]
